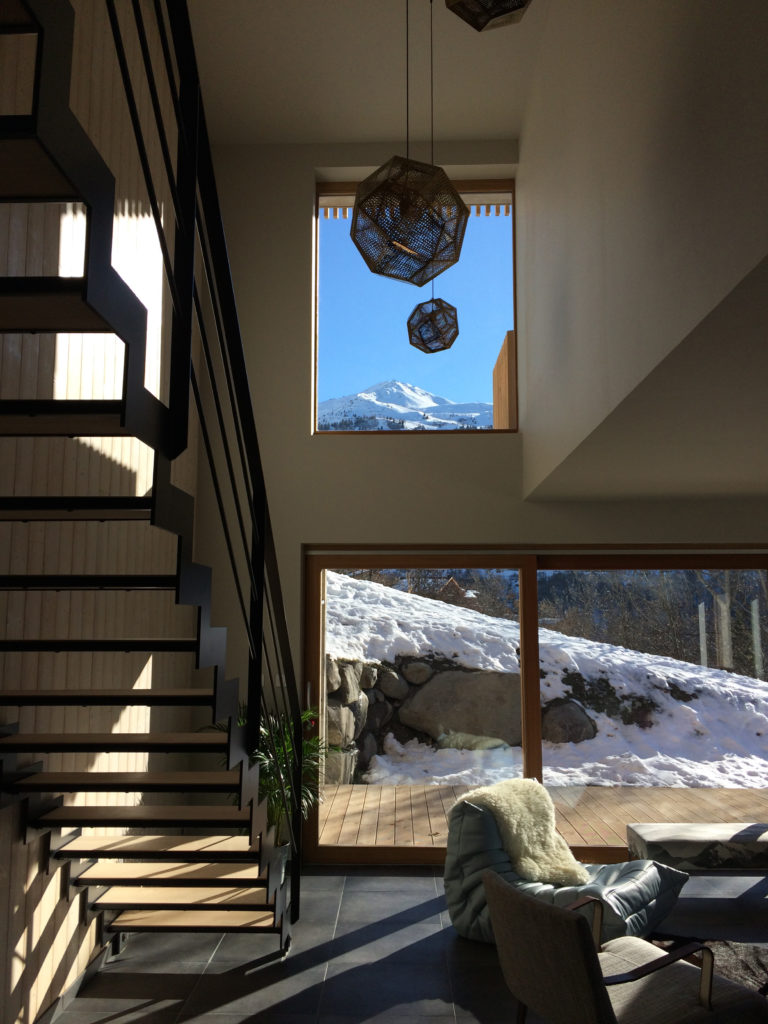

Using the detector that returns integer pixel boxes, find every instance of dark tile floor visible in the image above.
[50,867,768,1024]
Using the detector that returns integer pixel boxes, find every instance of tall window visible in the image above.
[315,182,515,432]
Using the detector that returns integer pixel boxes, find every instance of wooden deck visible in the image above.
[318,784,768,858]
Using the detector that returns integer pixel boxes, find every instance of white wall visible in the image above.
[516,0,768,495]
[213,125,768,663]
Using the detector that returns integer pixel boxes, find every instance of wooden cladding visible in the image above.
[0,29,37,116]
[493,329,517,431]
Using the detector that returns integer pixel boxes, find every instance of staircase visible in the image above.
[0,0,300,965]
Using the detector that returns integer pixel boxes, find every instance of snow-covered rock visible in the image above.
[325,571,768,789]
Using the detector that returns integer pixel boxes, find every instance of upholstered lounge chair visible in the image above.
[444,781,688,943]
[482,869,768,1023]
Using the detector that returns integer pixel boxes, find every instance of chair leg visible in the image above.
[516,1000,528,1023]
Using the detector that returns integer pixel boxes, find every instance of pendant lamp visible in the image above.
[351,156,468,287]
[350,0,468,287]
[445,0,531,31]
[408,297,459,353]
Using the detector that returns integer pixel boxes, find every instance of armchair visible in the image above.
[444,782,687,943]
[482,869,768,1023]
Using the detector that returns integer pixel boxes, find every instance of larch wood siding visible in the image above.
[0,4,198,1020]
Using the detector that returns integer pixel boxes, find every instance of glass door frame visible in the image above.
[303,546,768,864]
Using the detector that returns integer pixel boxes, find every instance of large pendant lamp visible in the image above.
[350,1,468,287]
[351,156,468,287]
[445,0,531,32]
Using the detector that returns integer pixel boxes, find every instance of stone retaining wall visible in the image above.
[324,654,597,783]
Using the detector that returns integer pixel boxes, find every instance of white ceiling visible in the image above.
[188,0,546,147]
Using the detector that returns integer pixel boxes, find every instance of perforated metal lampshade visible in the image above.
[350,155,469,287]
[407,298,459,353]
[445,0,531,31]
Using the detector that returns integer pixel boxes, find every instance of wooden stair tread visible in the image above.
[57,834,256,860]
[0,688,215,706]
[94,885,269,909]
[107,908,277,932]
[0,279,115,332]
[35,805,251,826]
[76,862,264,886]
[7,770,239,792]
[0,732,227,752]
[0,398,126,436]
[0,136,81,201]
[0,496,154,521]
[0,574,177,590]
[0,639,198,652]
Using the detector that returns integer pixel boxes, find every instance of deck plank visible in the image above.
[318,784,768,853]
[376,786,396,845]
[411,786,434,845]
[394,787,415,846]
[318,784,352,845]
[357,784,382,845]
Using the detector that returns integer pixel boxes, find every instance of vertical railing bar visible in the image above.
[166,8,198,455]
[166,0,302,888]
[152,0,183,135]
[130,0,183,226]
[190,367,255,656]
[192,105,269,516]
[193,283,257,584]
[105,0,182,315]
[264,591,291,718]
[193,211,256,512]
[264,517,302,721]
[261,627,288,726]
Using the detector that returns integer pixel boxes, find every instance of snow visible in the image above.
[317,379,493,431]
[325,571,768,789]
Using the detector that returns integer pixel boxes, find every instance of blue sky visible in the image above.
[317,209,514,404]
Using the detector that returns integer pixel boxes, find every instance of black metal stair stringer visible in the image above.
[151,454,260,815]
[0,0,173,455]
[0,0,291,950]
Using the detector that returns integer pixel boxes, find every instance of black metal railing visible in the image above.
[103,0,303,917]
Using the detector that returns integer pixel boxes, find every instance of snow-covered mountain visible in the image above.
[317,380,493,431]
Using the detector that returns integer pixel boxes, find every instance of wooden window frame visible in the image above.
[313,179,518,435]
[303,545,768,864]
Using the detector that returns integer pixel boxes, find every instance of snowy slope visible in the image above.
[317,379,493,430]
[325,571,768,788]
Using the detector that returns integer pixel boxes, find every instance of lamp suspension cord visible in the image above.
[405,0,409,161]
[430,0,434,167]
[430,0,435,303]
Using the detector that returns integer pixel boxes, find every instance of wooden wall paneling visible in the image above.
[0,808,11,1020]
[0,204,8,280]
[5,802,27,1023]
[1,2,197,1017]
[1,336,21,396]
[8,203,27,274]
[0,33,21,115]
[28,850,48,1013]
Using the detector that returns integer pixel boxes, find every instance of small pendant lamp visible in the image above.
[445,0,531,32]
[350,0,468,287]
[408,297,459,353]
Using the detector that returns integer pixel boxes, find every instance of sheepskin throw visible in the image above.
[457,778,590,885]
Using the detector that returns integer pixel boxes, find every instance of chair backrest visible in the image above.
[482,870,618,1024]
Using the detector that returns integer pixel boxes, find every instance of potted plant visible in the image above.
[213,706,325,845]
[255,707,325,845]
